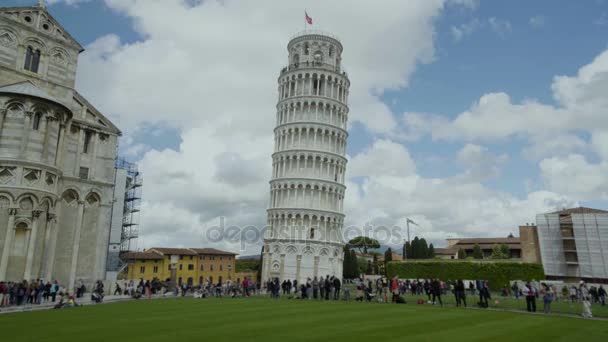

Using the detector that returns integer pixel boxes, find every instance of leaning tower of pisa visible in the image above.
[262,31,350,284]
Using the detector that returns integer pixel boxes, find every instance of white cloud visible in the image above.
[529,15,546,28]
[345,140,575,247]
[450,18,481,42]
[349,139,416,178]
[488,17,512,36]
[455,143,508,181]
[540,154,608,200]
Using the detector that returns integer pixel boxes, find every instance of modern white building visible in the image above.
[261,30,350,283]
[0,2,122,289]
[536,207,608,283]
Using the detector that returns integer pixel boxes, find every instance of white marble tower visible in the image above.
[262,31,350,284]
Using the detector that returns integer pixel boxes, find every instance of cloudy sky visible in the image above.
[9,0,608,254]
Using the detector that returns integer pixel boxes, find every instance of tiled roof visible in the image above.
[190,248,238,256]
[148,248,197,256]
[123,251,163,260]
[434,248,456,255]
[551,207,608,215]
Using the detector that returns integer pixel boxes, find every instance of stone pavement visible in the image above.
[0,293,177,315]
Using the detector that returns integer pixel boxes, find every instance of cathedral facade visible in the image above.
[262,31,350,283]
[0,3,121,290]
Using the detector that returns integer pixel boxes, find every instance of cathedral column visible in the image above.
[0,209,17,280]
[40,213,55,280]
[279,254,286,281]
[68,200,85,291]
[73,128,84,176]
[90,132,98,180]
[20,111,33,159]
[55,121,69,166]
[23,210,43,280]
[41,116,54,162]
[0,108,6,138]
[313,256,320,278]
[45,206,61,281]
[295,255,302,283]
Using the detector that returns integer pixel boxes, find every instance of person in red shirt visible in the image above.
[391,276,399,303]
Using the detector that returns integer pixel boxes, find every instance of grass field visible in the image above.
[2,298,608,341]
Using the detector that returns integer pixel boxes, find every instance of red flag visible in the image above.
[305,11,313,25]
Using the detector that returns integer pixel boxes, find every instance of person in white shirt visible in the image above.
[580,281,593,318]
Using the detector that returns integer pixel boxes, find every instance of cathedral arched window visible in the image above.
[32,112,42,130]
[304,43,310,55]
[309,228,315,239]
[24,46,41,73]
[329,46,334,57]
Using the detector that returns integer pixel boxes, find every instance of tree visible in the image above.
[342,245,354,278]
[500,244,511,258]
[428,243,435,258]
[457,248,466,259]
[472,243,484,259]
[372,254,379,275]
[490,244,509,259]
[419,238,429,259]
[403,241,411,259]
[411,237,420,259]
[384,248,393,275]
[348,236,381,254]
[350,250,359,277]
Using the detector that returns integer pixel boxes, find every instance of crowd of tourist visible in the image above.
[266,276,343,300]
[2,275,605,319]
[0,279,62,307]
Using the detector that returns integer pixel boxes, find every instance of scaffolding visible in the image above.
[116,158,142,252]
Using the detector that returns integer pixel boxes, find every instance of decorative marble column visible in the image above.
[41,116,55,162]
[0,208,17,280]
[20,111,32,159]
[40,213,55,280]
[55,121,69,166]
[89,132,98,179]
[313,255,320,278]
[0,108,6,138]
[23,210,42,280]
[68,200,85,290]
[295,254,302,283]
[279,253,285,281]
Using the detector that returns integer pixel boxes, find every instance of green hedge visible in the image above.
[386,261,544,288]
[235,260,261,273]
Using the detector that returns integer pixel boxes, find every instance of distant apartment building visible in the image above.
[124,247,237,285]
[535,207,608,283]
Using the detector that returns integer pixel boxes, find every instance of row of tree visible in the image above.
[402,236,435,259]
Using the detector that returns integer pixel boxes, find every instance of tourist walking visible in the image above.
[525,282,537,312]
[430,279,442,306]
[598,285,606,306]
[541,283,553,314]
[479,281,490,308]
[455,279,467,307]
[580,281,593,318]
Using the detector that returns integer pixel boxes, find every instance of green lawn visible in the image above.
[2,297,608,341]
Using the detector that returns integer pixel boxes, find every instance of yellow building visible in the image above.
[124,247,237,285]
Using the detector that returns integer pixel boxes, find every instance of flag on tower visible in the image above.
[305,11,313,25]
[407,218,418,226]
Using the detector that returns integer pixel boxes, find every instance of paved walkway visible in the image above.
[0,293,178,315]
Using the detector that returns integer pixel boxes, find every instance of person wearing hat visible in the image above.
[580,281,593,318]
